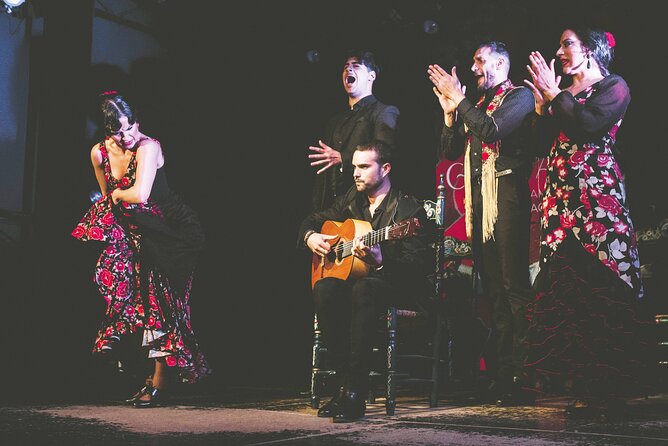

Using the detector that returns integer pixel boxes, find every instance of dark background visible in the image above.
[1,0,665,403]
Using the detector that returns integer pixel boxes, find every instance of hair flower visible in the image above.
[102,90,118,96]
[605,31,616,48]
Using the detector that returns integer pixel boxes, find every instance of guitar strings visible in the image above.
[331,228,384,255]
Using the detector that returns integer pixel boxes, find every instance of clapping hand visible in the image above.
[428,64,466,114]
[524,51,562,114]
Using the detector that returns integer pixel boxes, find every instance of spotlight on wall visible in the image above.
[3,0,26,14]
[423,19,439,35]
[306,49,320,63]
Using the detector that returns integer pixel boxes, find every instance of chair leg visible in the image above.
[310,370,321,410]
[386,306,397,415]
[430,311,443,408]
[367,388,376,404]
[311,314,323,409]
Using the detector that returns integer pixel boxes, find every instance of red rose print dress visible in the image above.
[536,75,642,294]
[72,139,210,383]
[525,75,653,399]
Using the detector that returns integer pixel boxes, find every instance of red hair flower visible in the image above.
[102,90,117,95]
[605,31,616,48]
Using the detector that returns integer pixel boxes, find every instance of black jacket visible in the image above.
[311,95,400,212]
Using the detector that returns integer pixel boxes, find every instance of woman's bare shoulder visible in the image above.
[91,142,104,163]
[137,136,162,153]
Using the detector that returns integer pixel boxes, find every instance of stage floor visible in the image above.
[2,386,667,445]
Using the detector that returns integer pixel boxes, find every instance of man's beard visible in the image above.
[355,179,380,193]
[479,73,496,92]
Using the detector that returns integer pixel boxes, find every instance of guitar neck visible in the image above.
[361,226,389,247]
[338,226,389,260]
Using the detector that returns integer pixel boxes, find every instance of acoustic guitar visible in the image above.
[311,217,421,288]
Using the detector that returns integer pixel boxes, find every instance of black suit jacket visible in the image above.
[311,95,400,212]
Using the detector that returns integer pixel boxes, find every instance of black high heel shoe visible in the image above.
[591,398,629,422]
[133,387,167,408]
[565,398,628,421]
[125,384,153,404]
[564,399,592,419]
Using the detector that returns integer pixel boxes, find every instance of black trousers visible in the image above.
[472,175,531,386]
[312,276,393,394]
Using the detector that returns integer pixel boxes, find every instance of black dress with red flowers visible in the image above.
[72,139,210,384]
[524,75,653,400]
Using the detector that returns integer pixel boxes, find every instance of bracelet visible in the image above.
[303,229,316,246]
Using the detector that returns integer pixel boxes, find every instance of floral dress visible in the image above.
[538,75,641,294]
[72,139,210,383]
[525,75,653,398]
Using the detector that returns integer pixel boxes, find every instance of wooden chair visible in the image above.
[310,300,444,415]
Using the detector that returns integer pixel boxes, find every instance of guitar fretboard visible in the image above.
[335,226,390,259]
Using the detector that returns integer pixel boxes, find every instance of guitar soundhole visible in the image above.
[324,250,336,263]
[331,242,344,262]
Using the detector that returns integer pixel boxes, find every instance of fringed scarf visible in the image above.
[463,79,515,242]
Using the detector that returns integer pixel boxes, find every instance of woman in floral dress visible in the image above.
[73,92,210,407]
[523,28,653,418]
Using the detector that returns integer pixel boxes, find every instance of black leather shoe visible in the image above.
[564,399,593,418]
[496,375,535,407]
[317,387,345,417]
[332,390,366,423]
[125,385,152,404]
[565,398,628,421]
[495,393,513,407]
[477,379,503,405]
[495,391,535,407]
[594,400,629,422]
[133,387,167,408]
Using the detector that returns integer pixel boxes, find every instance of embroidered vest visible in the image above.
[463,79,515,242]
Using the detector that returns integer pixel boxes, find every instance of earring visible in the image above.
[586,54,591,69]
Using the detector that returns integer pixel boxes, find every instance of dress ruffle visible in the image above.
[525,238,655,398]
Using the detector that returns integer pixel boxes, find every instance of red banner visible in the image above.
[528,157,547,265]
[436,155,547,265]
[435,157,467,241]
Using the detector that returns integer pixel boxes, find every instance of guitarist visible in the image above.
[297,140,430,422]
